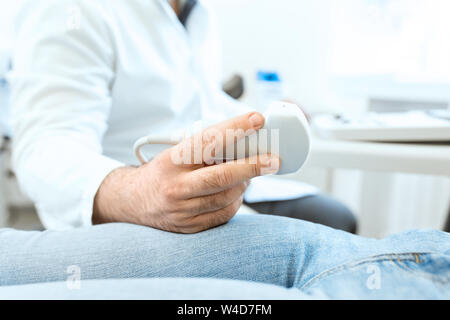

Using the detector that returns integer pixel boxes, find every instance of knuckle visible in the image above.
[202,171,219,189]
[224,185,243,202]
[171,212,188,224]
[205,214,225,229]
[251,163,260,177]
[203,168,232,190]
[239,181,249,193]
[203,129,218,146]
[155,216,180,233]
[204,195,222,211]
[218,210,235,225]
[166,225,183,233]
[224,201,240,216]
[194,213,224,231]
[161,183,178,200]
[167,215,195,233]
[233,198,243,211]
[216,167,234,187]
[222,187,234,200]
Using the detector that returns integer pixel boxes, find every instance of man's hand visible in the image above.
[93,112,280,233]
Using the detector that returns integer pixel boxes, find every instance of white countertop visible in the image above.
[308,137,450,176]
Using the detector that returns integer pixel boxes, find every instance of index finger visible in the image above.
[181,154,280,198]
[170,112,265,167]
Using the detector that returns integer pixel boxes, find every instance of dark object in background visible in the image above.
[246,195,358,234]
[179,0,198,27]
[0,136,9,154]
[445,206,450,232]
[222,74,245,100]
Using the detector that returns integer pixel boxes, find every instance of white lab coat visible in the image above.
[10,0,316,230]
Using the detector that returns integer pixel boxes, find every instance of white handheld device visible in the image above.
[134,102,311,175]
[257,102,311,174]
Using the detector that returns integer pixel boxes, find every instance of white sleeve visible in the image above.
[10,0,123,230]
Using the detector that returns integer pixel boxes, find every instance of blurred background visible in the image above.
[1,0,449,237]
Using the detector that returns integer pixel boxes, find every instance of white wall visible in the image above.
[210,0,333,111]
[0,0,23,51]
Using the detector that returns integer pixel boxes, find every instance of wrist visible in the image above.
[92,165,141,224]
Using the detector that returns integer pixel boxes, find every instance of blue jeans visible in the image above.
[0,214,449,299]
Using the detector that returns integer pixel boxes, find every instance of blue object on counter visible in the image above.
[255,70,284,112]
[257,71,281,82]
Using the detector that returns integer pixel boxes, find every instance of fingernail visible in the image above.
[249,113,264,129]
[260,155,280,175]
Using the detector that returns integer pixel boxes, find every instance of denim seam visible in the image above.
[393,255,450,282]
[300,252,449,290]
